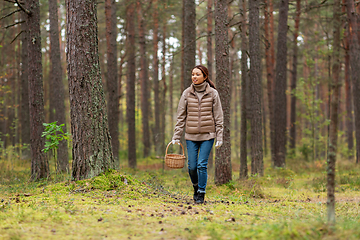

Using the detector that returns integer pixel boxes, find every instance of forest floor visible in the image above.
[0,155,359,240]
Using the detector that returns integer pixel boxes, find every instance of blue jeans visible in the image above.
[186,139,214,193]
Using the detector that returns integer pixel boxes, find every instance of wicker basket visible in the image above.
[165,141,186,169]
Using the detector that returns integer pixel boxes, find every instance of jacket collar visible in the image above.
[190,82,211,95]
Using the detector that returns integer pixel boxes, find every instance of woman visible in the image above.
[171,65,223,204]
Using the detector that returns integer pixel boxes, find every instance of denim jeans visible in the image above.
[186,139,214,193]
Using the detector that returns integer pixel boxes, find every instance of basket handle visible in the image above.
[166,141,185,156]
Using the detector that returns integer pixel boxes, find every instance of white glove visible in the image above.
[215,141,223,149]
[171,139,180,145]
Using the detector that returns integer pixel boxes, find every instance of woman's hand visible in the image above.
[215,141,223,149]
[172,139,180,145]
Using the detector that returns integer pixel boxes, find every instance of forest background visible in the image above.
[1,0,360,189]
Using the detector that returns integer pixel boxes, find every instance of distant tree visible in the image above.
[327,0,341,225]
[49,0,68,172]
[160,24,167,155]
[240,0,248,179]
[105,0,119,165]
[343,9,354,158]
[183,0,196,88]
[214,0,232,185]
[24,0,49,180]
[137,1,151,158]
[66,0,115,180]
[153,0,160,155]
[346,0,360,164]
[289,0,301,151]
[207,0,214,169]
[264,0,276,164]
[248,0,263,176]
[126,0,137,168]
[20,12,30,159]
[273,0,289,168]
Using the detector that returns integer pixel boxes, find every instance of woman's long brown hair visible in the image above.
[192,65,216,89]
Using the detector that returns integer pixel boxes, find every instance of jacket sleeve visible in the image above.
[172,91,187,141]
[213,90,224,142]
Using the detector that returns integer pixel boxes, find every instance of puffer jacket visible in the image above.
[172,82,223,142]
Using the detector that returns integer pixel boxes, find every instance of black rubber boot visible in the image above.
[196,192,205,204]
[193,185,199,201]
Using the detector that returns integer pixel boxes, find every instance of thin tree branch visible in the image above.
[0,9,21,21]
[229,20,242,28]
[10,30,23,44]
[228,12,241,26]
[196,10,215,25]
[3,20,25,29]
[15,0,31,15]
[228,30,241,45]
[3,0,16,3]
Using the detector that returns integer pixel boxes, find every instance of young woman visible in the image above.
[171,65,223,204]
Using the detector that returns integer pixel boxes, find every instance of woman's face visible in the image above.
[192,68,206,85]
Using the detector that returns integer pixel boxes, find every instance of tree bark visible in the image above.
[183,0,196,88]
[153,0,161,155]
[343,0,354,159]
[273,0,289,168]
[327,0,341,225]
[181,1,185,92]
[66,0,115,180]
[207,0,214,169]
[248,0,264,176]
[207,0,213,82]
[161,24,167,155]
[26,0,49,180]
[346,0,360,164]
[126,0,137,168]
[240,0,248,179]
[105,0,119,165]
[20,12,31,159]
[49,0,69,172]
[264,0,275,165]
[289,0,301,151]
[137,1,151,158]
[214,0,232,185]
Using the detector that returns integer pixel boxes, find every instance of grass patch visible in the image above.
[0,158,360,239]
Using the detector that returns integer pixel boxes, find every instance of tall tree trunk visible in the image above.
[346,0,360,164]
[5,18,16,148]
[183,0,196,88]
[169,57,174,129]
[160,24,167,155]
[137,1,151,158]
[215,0,232,184]
[273,0,289,168]
[343,0,354,159]
[26,0,49,180]
[153,0,161,155]
[20,12,31,159]
[118,55,125,127]
[207,0,213,82]
[105,0,120,165]
[240,0,248,179]
[207,0,214,169]
[264,0,275,165]
[126,1,137,167]
[248,0,264,176]
[289,0,301,151]
[66,0,115,180]
[49,0,69,172]
[181,1,185,92]
[327,0,341,225]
